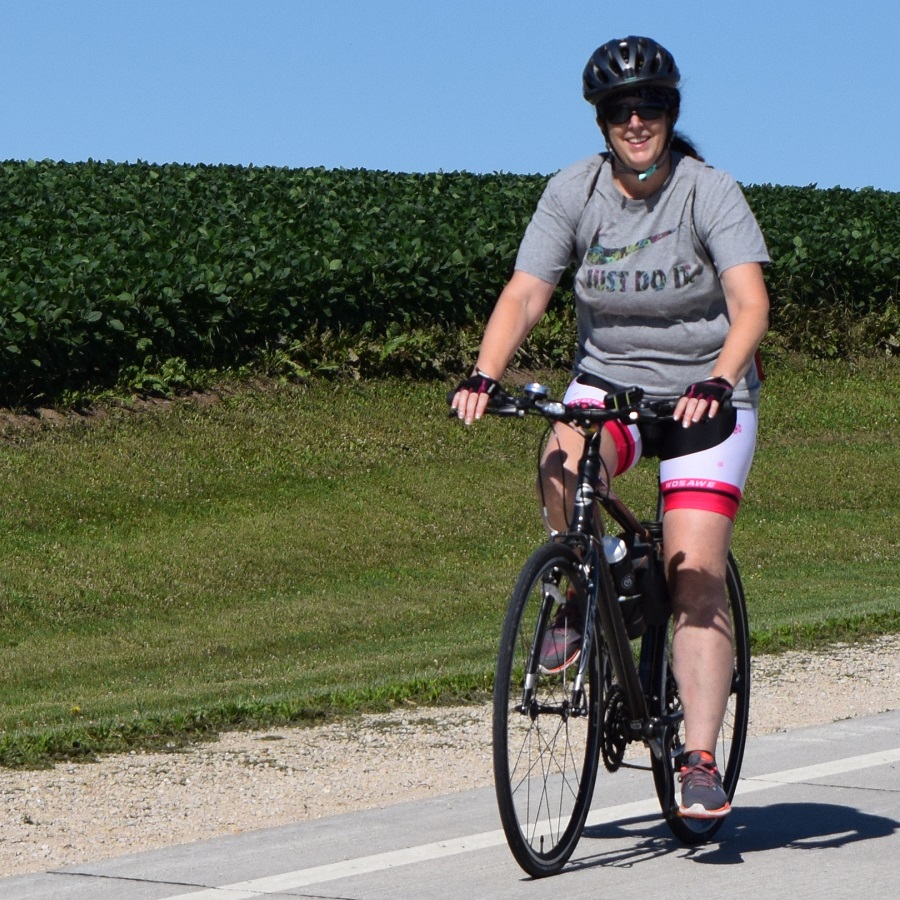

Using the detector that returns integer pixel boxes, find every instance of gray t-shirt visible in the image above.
[514,153,770,408]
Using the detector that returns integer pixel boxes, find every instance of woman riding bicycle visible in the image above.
[452,35,770,819]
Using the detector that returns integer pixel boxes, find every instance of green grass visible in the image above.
[733,357,899,649]
[0,357,897,766]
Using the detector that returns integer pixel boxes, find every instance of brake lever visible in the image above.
[486,388,526,417]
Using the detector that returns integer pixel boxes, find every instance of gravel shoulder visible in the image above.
[2,634,898,878]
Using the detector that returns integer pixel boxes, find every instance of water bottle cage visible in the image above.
[632,543,672,627]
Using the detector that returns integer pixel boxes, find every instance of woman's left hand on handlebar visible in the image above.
[673,376,733,428]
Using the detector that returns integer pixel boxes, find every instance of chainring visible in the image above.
[601,685,630,772]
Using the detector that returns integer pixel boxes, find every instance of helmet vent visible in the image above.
[583,36,680,104]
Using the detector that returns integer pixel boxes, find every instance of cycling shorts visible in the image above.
[563,376,757,521]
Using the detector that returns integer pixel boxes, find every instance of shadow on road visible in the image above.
[568,802,899,870]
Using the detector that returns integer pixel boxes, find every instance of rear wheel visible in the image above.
[645,552,750,843]
[492,541,603,877]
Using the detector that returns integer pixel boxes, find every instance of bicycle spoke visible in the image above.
[493,543,601,877]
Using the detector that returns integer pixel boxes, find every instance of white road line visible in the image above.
[159,747,900,899]
[737,748,900,792]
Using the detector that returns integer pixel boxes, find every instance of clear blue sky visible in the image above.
[2,1,898,192]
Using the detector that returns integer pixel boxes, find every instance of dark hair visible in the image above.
[671,131,704,162]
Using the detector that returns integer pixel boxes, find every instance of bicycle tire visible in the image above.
[645,551,750,843]
[492,541,603,877]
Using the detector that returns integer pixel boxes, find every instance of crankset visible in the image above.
[601,685,630,772]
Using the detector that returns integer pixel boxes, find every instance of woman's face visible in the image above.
[600,94,672,173]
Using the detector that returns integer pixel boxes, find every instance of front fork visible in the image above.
[520,544,596,715]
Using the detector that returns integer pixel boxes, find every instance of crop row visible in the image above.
[0,160,896,405]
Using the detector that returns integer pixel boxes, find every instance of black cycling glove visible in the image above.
[454,370,500,398]
[682,376,733,405]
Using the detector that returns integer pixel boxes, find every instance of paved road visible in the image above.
[3,709,898,899]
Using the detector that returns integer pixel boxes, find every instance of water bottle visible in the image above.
[602,535,637,596]
[602,534,645,638]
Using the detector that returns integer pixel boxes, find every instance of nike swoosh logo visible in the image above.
[587,228,677,265]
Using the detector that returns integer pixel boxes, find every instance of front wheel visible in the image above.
[644,552,750,844]
[492,541,603,877]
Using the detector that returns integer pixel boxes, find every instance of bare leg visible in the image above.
[538,423,619,533]
[663,507,735,755]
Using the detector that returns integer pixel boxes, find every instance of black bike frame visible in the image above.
[562,424,670,756]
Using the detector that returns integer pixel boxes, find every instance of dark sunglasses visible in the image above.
[601,101,669,125]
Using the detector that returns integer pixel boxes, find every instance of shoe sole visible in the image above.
[678,801,731,819]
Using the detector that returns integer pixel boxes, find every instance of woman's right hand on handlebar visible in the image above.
[451,369,500,425]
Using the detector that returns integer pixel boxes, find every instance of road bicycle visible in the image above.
[475,382,750,877]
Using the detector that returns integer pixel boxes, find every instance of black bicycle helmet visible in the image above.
[583,36,680,104]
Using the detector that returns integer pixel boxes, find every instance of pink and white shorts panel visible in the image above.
[659,410,757,521]
[562,379,757,521]
[562,379,642,477]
